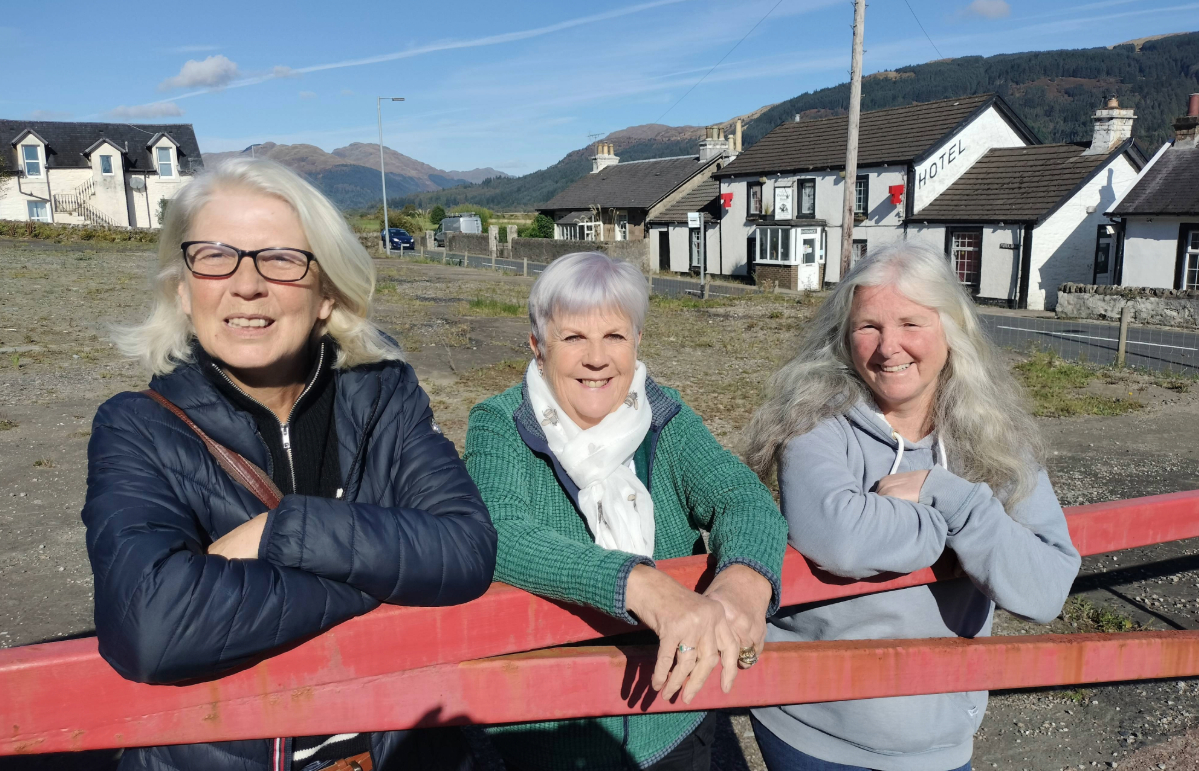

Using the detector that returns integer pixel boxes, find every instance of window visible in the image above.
[1184,229,1199,290]
[798,179,815,217]
[748,183,763,217]
[100,155,114,175]
[1094,226,1113,281]
[950,229,983,290]
[852,239,868,267]
[689,228,702,269]
[21,145,40,177]
[854,176,869,215]
[615,211,628,241]
[755,227,793,263]
[27,201,50,222]
[157,147,174,177]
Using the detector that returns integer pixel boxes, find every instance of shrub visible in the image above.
[429,205,446,226]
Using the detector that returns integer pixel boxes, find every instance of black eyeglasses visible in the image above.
[181,241,317,283]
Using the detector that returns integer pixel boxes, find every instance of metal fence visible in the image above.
[978,310,1199,376]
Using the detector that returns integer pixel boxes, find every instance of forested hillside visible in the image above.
[396,32,1199,212]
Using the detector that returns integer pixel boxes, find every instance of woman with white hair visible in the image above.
[83,157,496,771]
[464,251,788,771]
[743,243,1080,771]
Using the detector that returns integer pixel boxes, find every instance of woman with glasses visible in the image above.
[83,157,497,771]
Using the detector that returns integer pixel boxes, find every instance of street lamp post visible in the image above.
[377,97,405,255]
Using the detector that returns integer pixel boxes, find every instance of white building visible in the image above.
[710,94,1146,309]
[1106,94,1199,290]
[0,120,203,229]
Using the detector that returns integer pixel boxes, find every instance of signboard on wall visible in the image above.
[774,185,794,220]
[687,212,702,228]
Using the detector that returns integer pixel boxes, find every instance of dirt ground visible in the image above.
[2,240,1199,771]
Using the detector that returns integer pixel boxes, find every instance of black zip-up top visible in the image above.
[198,338,341,498]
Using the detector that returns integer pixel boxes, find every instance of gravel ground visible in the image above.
[2,241,1198,771]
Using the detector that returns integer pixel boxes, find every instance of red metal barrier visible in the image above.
[2,489,1199,754]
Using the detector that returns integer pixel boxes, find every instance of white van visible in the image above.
[434,214,483,247]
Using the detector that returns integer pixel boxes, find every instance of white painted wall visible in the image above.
[144,138,183,228]
[1026,155,1141,310]
[1122,218,1189,288]
[911,106,1028,213]
[648,222,719,274]
[88,142,131,227]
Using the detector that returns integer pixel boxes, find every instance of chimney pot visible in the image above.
[1189,93,1199,118]
[1106,96,1120,109]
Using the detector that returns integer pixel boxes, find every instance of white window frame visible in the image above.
[950,229,983,291]
[156,146,175,177]
[798,178,816,217]
[100,155,114,175]
[754,226,796,264]
[615,211,629,241]
[27,200,50,222]
[21,145,41,177]
[1184,229,1199,291]
[854,177,869,215]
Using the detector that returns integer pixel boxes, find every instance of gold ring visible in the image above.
[738,645,758,668]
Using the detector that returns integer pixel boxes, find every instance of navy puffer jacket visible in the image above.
[82,352,497,770]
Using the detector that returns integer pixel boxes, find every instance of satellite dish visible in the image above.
[129,176,145,190]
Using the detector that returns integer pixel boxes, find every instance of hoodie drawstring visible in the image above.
[888,430,949,475]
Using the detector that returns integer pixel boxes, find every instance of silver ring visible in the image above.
[677,643,695,653]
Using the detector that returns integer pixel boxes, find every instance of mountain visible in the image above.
[395,31,1199,212]
[201,142,509,209]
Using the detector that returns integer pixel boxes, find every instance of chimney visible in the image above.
[699,126,728,162]
[735,119,743,153]
[1083,95,1136,155]
[1172,93,1199,149]
[591,141,619,173]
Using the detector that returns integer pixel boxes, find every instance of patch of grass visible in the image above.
[33,458,54,468]
[463,297,525,317]
[0,419,17,431]
[70,429,91,438]
[1013,352,1141,417]
[469,359,528,395]
[1062,596,1139,633]
[1060,688,1090,704]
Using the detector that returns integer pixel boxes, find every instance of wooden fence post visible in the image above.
[1117,303,1131,368]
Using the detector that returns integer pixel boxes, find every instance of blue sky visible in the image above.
[3,0,1196,174]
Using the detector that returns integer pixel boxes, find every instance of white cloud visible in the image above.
[107,102,185,119]
[29,109,71,120]
[299,91,317,99]
[963,0,1011,19]
[158,55,240,91]
[272,65,298,78]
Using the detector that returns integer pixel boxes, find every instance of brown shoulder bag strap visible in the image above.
[142,389,284,510]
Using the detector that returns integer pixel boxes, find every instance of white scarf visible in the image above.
[525,359,655,557]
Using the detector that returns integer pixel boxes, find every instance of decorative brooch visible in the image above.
[624,392,639,409]
[540,408,559,427]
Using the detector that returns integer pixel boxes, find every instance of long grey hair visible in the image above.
[744,241,1044,505]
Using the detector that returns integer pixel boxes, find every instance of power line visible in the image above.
[901,0,944,59]
[653,0,785,124]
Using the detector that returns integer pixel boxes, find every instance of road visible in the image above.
[977,312,1199,375]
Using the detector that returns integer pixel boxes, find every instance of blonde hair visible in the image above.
[744,241,1044,505]
[114,157,402,374]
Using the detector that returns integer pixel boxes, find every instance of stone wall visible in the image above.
[1056,283,1199,328]
[446,232,491,255]
[510,238,649,267]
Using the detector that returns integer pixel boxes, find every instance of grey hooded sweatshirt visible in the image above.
[752,402,1080,771]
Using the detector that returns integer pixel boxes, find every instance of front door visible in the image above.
[798,228,820,290]
[950,229,982,294]
[658,230,670,272]
[1093,226,1115,285]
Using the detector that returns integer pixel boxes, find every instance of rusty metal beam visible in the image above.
[2,489,1199,755]
[6,632,1199,753]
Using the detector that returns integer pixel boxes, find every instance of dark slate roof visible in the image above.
[648,178,720,223]
[541,155,715,211]
[1110,144,1199,216]
[915,141,1142,223]
[0,119,204,175]
[716,94,1037,178]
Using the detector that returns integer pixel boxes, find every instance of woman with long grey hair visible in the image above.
[743,243,1080,771]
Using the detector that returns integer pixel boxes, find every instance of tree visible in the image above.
[450,204,492,231]
[156,198,171,227]
[429,205,446,226]
[518,213,554,239]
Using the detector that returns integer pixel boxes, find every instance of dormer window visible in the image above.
[100,155,114,175]
[157,147,174,177]
[21,145,41,177]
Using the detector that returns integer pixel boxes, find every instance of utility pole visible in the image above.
[839,0,866,280]
[377,97,405,255]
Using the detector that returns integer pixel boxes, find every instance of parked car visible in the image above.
[381,227,416,251]
[434,214,483,248]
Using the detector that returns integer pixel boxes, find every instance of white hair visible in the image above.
[114,157,402,375]
[744,241,1044,505]
[528,252,649,346]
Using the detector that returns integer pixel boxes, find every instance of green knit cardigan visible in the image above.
[464,376,787,771]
